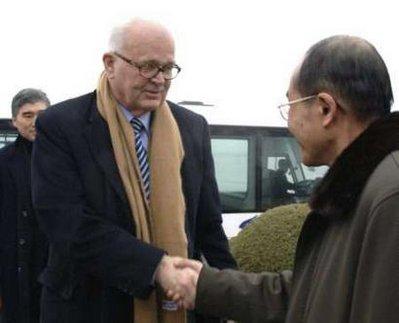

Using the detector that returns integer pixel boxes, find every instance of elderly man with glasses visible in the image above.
[31,18,236,323]
[170,35,399,323]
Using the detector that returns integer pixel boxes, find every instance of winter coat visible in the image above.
[196,112,399,323]
[0,136,48,323]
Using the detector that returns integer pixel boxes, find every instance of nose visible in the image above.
[150,69,167,84]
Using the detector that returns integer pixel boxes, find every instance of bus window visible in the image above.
[261,135,328,209]
[211,135,256,212]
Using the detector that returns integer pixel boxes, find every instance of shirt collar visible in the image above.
[119,104,151,133]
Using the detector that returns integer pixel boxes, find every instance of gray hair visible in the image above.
[108,18,173,53]
[108,24,127,52]
[11,88,50,117]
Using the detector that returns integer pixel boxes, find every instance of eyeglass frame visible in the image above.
[113,51,182,80]
[277,95,317,120]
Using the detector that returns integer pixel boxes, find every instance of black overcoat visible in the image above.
[31,92,236,322]
[0,136,48,323]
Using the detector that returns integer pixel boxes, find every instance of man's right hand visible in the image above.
[154,255,200,309]
[155,255,178,290]
[168,258,203,309]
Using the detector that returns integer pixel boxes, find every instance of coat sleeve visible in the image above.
[196,266,291,323]
[349,193,399,323]
[31,114,164,299]
[195,117,237,269]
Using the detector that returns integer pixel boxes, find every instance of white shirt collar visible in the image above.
[119,104,151,133]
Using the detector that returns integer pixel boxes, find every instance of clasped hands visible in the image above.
[155,255,203,310]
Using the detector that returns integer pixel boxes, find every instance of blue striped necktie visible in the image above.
[131,117,150,200]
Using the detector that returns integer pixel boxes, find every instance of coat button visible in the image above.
[19,238,26,246]
[22,210,28,218]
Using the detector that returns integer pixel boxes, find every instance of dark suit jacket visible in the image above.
[0,136,48,323]
[32,92,236,322]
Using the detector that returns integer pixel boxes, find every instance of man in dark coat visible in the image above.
[172,36,399,323]
[31,19,236,323]
[0,89,50,323]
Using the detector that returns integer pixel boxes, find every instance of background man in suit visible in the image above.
[171,35,399,323]
[31,18,236,323]
[0,89,50,323]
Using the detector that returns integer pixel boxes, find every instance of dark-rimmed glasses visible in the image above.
[114,52,181,80]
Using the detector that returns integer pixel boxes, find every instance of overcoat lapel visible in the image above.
[83,99,128,204]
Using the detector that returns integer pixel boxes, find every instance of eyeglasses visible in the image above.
[277,95,317,120]
[113,52,181,80]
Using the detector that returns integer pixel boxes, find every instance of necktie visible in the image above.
[131,117,150,200]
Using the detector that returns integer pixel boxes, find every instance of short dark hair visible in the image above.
[11,88,50,117]
[294,35,393,121]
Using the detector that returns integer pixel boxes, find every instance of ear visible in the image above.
[103,53,116,79]
[316,92,338,127]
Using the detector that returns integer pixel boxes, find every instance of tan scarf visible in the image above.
[96,72,188,323]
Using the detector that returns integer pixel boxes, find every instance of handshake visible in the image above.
[155,255,204,310]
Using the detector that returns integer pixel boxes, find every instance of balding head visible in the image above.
[109,19,175,54]
[293,35,393,122]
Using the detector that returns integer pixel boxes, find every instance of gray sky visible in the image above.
[1,0,398,126]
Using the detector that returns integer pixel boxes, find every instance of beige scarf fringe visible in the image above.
[96,72,187,323]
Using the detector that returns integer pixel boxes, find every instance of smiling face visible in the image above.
[12,101,48,141]
[103,21,175,116]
